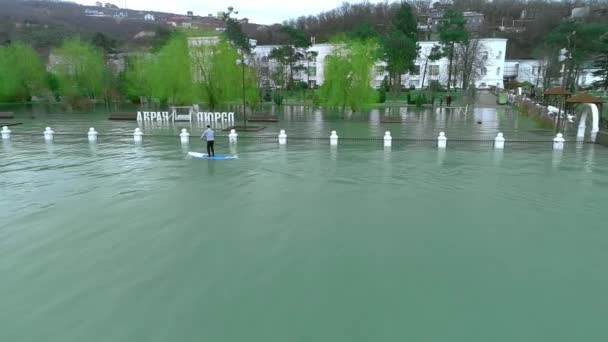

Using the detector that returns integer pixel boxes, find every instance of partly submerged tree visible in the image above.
[437,10,468,91]
[382,2,419,92]
[592,32,608,90]
[50,38,109,101]
[320,38,378,112]
[124,54,156,103]
[149,33,195,105]
[545,20,608,91]
[0,42,47,102]
[191,38,257,109]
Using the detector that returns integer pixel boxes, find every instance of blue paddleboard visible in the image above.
[188,152,237,160]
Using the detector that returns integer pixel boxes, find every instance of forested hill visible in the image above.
[2,0,608,59]
[0,0,176,53]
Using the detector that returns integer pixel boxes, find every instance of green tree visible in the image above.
[546,21,608,91]
[50,38,109,101]
[150,33,195,105]
[0,42,47,102]
[124,54,156,103]
[320,38,378,112]
[382,2,418,93]
[592,32,608,90]
[348,23,380,41]
[192,39,258,109]
[438,10,468,91]
[91,32,116,54]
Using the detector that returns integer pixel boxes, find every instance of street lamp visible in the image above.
[236,39,256,129]
[236,58,248,128]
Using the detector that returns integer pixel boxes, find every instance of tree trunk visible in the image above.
[421,58,428,89]
[447,43,454,92]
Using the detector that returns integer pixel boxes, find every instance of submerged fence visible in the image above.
[2,125,593,151]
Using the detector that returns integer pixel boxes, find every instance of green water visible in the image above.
[1,106,608,341]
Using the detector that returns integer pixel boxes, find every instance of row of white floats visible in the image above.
[1,126,569,150]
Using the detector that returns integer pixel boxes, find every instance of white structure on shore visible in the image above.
[253,38,507,90]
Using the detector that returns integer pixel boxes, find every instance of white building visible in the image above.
[253,38,507,89]
[144,14,155,21]
[504,59,602,88]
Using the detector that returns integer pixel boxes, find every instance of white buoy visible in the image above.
[229,129,238,143]
[133,128,143,143]
[278,130,287,145]
[44,127,54,141]
[179,128,189,144]
[553,133,565,150]
[330,130,338,146]
[1,126,10,140]
[87,127,98,142]
[437,132,447,149]
[494,132,505,149]
[383,131,392,147]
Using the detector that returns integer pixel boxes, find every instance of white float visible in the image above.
[44,127,54,141]
[437,132,447,149]
[179,129,190,144]
[553,133,565,150]
[494,132,505,149]
[88,128,98,143]
[330,130,338,146]
[133,128,143,143]
[278,130,287,145]
[1,126,10,140]
[383,131,392,147]
[229,129,238,143]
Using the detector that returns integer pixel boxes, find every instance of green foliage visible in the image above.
[378,88,386,103]
[382,2,418,92]
[348,23,380,41]
[320,38,378,111]
[273,92,284,106]
[91,32,116,54]
[51,38,109,100]
[124,54,155,101]
[193,39,245,108]
[438,10,468,91]
[150,33,195,105]
[0,42,47,102]
[220,7,251,53]
[281,25,311,49]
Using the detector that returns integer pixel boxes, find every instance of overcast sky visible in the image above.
[74,0,384,25]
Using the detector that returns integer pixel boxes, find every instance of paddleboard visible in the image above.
[188,152,237,160]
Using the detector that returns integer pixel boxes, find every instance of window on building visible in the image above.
[411,65,420,76]
[496,67,501,76]
[496,51,502,59]
[481,51,488,61]
[429,65,439,76]
[308,66,317,77]
[375,66,385,76]
[481,67,487,76]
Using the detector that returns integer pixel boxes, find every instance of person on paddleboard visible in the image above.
[200,125,215,157]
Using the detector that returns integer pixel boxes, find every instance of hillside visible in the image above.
[0,0,275,54]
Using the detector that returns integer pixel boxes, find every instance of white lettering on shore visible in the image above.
[136,110,234,123]
[195,112,235,123]
[137,111,173,122]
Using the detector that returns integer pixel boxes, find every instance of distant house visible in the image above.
[238,18,249,24]
[187,11,194,17]
[463,12,484,31]
[134,31,156,39]
[144,14,155,21]
[85,9,106,17]
[104,3,119,9]
[95,1,103,7]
